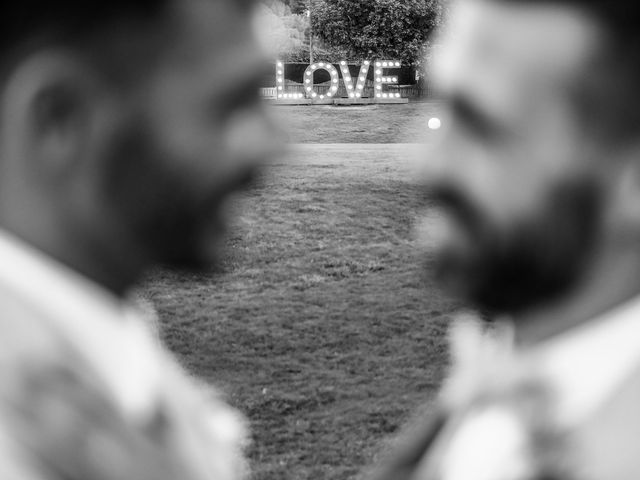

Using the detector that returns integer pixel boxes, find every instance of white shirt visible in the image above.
[0,229,250,480]
[0,229,162,423]
[532,295,640,427]
[420,302,640,480]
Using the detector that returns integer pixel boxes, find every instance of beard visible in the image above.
[98,115,257,271]
[427,177,604,315]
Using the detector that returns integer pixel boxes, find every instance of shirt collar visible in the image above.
[444,299,640,428]
[530,294,640,427]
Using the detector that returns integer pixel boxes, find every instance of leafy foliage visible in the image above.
[256,1,309,60]
[264,0,308,14]
[311,0,442,67]
[258,0,350,63]
[286,0,307,14]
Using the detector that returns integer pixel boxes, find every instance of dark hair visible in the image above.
[497,0,640,34]
[498,0,640,143]
[578,2,640,144]
[0,1,171,51]
[0,0,258,87]
[0,0,259,49]
[0,1,173,86]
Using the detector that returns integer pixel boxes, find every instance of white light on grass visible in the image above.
[428,117,442,130]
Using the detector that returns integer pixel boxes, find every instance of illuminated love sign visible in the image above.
[275,60,405,104]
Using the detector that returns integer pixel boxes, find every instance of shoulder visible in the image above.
[0,290,117,480]
[572,365,640,480]
[0,288,75,371]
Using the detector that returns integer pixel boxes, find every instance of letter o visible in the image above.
[304,63,339,100]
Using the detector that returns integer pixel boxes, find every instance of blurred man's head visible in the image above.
[424,0,640,316]
[0,0,278,293]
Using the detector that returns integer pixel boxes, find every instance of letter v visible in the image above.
[338,60,371,98]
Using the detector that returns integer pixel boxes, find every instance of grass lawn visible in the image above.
[271,101,443,144]
[141,102,457,480]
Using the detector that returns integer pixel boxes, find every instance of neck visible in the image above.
[0,210,148,298]
[512,243,640,347]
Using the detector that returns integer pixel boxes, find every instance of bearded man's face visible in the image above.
[97,0,279,269]
[421,0,611,314]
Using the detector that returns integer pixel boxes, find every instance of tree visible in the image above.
[287,0,306,14]
[256,0,309,60]
[311,0,442,67]
[265,0,306,14]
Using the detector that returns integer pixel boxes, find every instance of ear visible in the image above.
[0,51,98,180]
[608,150,640,237]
